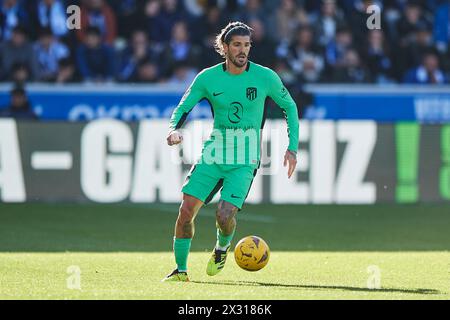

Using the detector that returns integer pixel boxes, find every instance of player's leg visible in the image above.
[163,162,223,282]
[206,200,238,276]
[206,165,257,276]
[174,193,204,270]
[162,194,203,282]
[175,193,204,239]
[215,200,238,250]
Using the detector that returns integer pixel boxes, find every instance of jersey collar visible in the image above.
[222,61,251,72]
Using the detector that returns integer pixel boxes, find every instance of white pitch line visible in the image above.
[31,152,73,170]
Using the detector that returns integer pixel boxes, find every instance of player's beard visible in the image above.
[230,53,248,68]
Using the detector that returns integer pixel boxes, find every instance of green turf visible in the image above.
[0,203,449,299]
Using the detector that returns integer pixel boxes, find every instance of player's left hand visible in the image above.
[283,150,297,179]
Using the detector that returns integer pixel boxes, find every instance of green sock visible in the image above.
[173,238,192,272]
[216,228,235,250]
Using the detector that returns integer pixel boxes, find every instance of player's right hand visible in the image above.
[167,130,183,146]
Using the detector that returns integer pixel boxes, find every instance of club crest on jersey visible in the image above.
[246,87,257,101]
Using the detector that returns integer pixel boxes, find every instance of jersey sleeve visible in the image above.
[267,70,299,153]
[168,73,206,132]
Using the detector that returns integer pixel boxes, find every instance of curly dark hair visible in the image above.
[214,21,253,58]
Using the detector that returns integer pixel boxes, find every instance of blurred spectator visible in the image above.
[219,0,240,14]
[394,25,436,81]
[273,58,297,87]
[424,0,444,13]
[396,1,432,48]
[34,27,69,81]
[131,57,159,83]
[29,0,68,39]
[199,32,223,70]
[0,0,29,41]
[56,57,79,84]
[76,26,115,82]
[247,18,276,68]
[300,53,325,83]
[160,20,201,78]
[0,26,38,81]
[302,0,323,13]
[382,1,402,45]
[167,60,197,86]
[278,25,324,83]
[138,0,163,43]
[203,5,225,34]
[324,26,353,69]
[433,1,450,53]
[362,29,394,83]
[274,0,309,43]
[331,49,370,83]
[233,0,273,38]
[403,50,447,84]
[117,29,162,82]
[312,0,347,47]
[0,86,37,119]
[76,0,117,45]
[384,0,412,11]
[348,0,383,45]
[107,0,140,39]
[189,5,227,45]
[9,62,30,84]
[182,0,206,17]
[158,0,190,44]
[140,0,165,44]
[0,0,447,85]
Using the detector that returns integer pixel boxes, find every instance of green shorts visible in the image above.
[182,162,258,210]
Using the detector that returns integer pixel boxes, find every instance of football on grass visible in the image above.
[234,236,270,271]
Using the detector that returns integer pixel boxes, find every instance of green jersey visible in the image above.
[169,61,299,166]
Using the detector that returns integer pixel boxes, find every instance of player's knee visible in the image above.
[216,207,237,229]
[178,203,196,223]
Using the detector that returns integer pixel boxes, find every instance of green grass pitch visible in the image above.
[0,203,449,300]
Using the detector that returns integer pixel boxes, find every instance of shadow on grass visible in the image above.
[191,280,441,295]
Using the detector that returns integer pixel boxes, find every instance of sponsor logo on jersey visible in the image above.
[228,101,243,124]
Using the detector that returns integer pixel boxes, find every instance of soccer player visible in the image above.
[162,22,299,282]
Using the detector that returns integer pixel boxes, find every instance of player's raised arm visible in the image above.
[267,70,299,178]
[167,73,205,145]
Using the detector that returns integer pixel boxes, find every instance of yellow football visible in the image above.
[234,236,270,271]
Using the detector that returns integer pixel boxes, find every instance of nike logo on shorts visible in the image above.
[213,92,224,97]
[231,194,241,199]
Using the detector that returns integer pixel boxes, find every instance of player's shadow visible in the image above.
[191,280,441,295]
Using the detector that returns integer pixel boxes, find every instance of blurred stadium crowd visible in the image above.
[0,0,449,87]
